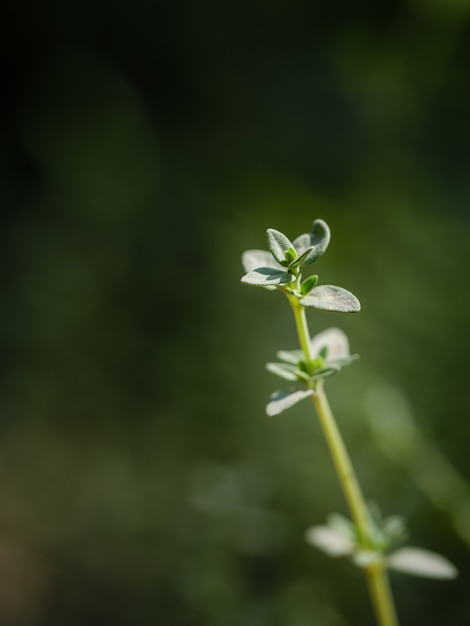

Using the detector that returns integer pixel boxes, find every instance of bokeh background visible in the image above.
[1,1,469,624]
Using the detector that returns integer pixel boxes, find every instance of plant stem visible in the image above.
[290,299,314,366]
[290,300,399,626]
[312,385,370,544]
[365,562,399,626]
[313,387,399,626]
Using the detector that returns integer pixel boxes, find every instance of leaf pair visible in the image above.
[306,513,458,580]
[266,328,359,416]
[266,219,330,267]
[241,270,361,312]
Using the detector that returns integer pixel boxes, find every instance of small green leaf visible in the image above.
[300,274,319,295]
[266,229,295,266]
[311,356,325,370]
[293,219,331,265]
[289,246,315,269]
[276,349,303,365]
[242,249,280,272]
[301,285,361,313]
[388,547,458,579]
[285,246,298,265]
[265,362,299,381]
[241,267,294,287]
[266,389,313,416]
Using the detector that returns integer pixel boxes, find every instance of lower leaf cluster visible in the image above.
[305,510,458,580]
[265,341,358,416]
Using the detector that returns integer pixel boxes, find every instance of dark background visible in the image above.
[0,1,469,624]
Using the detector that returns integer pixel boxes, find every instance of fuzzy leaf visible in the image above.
[266,229,295,266]
[265,362,299,381]
[382,516,408,547]
[242,249,280,272]
[311,367,339,381]
[388,547,458,579]
[310,327,351,360]
[293,219,331,264]
[276,349,303,365]
[292,233,311,256]
[327,513,356,541]
[305,525,354,557]
[266,389,313,416]
[326,355,359,370]
[241,267,294,287]
[301,285,361,313]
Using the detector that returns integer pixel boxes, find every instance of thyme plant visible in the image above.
[241,219,457,626]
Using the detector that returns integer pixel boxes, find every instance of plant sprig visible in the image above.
[242,219,360,312]
[240,218,457,626]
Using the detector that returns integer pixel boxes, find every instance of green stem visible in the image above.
[290,299,314,366]
[312,385,371,544]
[365,563,399,626]
[289,299,399,626]
[313,387,399,626]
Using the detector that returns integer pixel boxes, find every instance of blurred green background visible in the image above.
[0,1,469,624]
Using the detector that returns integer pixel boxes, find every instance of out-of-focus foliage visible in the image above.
[0,1,469,624]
